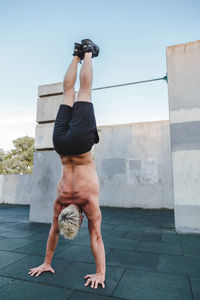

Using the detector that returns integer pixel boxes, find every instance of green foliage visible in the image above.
[0,136,35,174]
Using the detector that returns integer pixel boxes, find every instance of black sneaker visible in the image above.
[72,42,84,63]
[81,39,99,58]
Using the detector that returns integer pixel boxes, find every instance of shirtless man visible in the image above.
[28,39,106,289]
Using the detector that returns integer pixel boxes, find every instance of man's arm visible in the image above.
[84,203,106,289]
[28,201,61,277]
[44,215,60,265]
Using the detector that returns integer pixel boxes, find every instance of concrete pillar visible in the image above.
[167,40,200,233]
[29,151,62,223]
[30,82,63,222]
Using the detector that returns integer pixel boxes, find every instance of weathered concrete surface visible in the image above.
[36,95,63,123]
[0,174,33,205]
[94,121,174,209]
[167,41,200,112]
[38,82,63,97]
[167,40,200,233]
[29,151,62,223]
[35,123,54,150]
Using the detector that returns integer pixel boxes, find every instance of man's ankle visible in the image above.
[73,55,81,62]
[84,52,92,59]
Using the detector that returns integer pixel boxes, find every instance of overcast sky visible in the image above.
[1,0,200,150]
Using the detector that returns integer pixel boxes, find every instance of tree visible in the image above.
[0,136,35,174]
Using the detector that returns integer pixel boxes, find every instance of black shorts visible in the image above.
[52,101,99,155]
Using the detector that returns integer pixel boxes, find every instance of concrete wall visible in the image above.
[167,40,200,233]
[95,121,174,209]
[30,121,174,223]
[0,174,32,205]
[29,151,62,223]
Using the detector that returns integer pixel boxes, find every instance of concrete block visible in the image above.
[15,174,33,205]
[36,95,63,123]
[167,40,200,233]
[170,121,200,151]
[38,82,63,97]
[29,151,62,223]
[170,108,200,124]
[35,123,54,150]
[172,150,200,207]
[175,204,200,233]
[0,175,16,204]
[167,40,200,112]
[0,174,32,204]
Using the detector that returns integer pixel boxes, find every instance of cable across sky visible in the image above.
[91,75,168,91]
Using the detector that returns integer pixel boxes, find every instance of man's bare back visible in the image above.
[54,151,100,221]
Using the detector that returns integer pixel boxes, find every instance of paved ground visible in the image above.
[0,205,200,300]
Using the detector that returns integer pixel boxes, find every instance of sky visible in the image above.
[0,0,200,151]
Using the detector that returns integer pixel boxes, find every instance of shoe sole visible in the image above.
[81,39,99,57]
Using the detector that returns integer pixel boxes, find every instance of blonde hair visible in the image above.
[58,204,82,239]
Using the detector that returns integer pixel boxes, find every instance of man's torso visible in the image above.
[54,151,100,220]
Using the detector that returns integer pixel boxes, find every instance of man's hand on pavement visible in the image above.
[84,273,105,289]
[28,263,55,277]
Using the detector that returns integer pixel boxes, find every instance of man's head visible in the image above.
[58,204,83,239]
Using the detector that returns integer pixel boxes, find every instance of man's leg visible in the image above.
[77,52,93,102]
[63,56,80,107]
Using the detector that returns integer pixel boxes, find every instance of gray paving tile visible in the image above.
[73,228,90,238]
[102,227,129,239]
[125,231,161,242]
[103,237,139,250]
[59,233,91,246]
[0,254,72,284]
[0,237,33,251]
[144,226,171,233]
[14,239,70,256]
[150,215,174,222]
[0,276,14,288]
[0,226,17,233]
[69,290,121,300]
[160,222,176,229]
[0,279,72,300]
[107,249,158,271]
[0,229,40,239]
[112,223,146,233]
[0,217,27,223]
[129,219,151,227]
[182,243,200,257]
[48,261,124,296]
[190,276,200,300]
[137,240,182,255]
[55,245,111,264]
[157,253,200,277]
[0,221,22,229]
[113,268,192,300]
[22,231,50,240]
[105,218,137,226]
[101,224,117,231]
[14,222,51,232]
[162,232,200,245]
[0,251,26,269]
